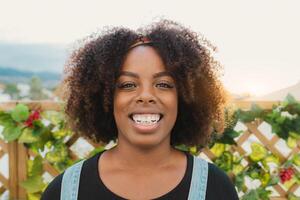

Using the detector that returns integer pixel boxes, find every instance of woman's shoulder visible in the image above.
[207,162,232,182]
[192,156,233,185]
[41,172,64,200]
[206,162,239,199]
[41,152,101,200]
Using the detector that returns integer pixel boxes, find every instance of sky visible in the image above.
[0,0,299,96]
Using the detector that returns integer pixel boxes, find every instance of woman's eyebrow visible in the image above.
[118,71,172,78]
[153,71,172,78]
[118,71,139,78]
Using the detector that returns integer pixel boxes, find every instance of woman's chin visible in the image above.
[126,134,169,150]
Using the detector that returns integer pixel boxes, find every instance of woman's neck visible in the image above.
[106,141,181,172]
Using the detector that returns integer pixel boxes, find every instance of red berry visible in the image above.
[23,110,41,128]
[279,167,295,183]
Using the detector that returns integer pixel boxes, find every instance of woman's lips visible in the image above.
[129,117,162,133]
[132,122,160,133]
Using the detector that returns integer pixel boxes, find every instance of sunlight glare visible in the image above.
[244,82,269,97]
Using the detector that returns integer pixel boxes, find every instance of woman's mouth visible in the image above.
[128,113,163,132]
[130,113,163,124]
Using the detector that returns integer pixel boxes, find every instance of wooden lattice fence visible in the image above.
[0,100,298,200]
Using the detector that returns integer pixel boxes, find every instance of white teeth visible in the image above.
[132,114,160,125]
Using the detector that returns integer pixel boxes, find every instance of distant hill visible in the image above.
[0,41,69,73]
[246,81,300,101]
[0,41,69,88]
[0,67,61,88]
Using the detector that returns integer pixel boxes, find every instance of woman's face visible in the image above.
[113,46,178,149]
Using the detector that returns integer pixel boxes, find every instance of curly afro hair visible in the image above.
[63,19,228,147]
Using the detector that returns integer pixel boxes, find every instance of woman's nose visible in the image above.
[135,86,157,104]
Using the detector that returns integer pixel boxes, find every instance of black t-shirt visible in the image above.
[42,150,239,200]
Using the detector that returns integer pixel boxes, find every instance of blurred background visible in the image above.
[1,1,300,199]
[0,0,299,102]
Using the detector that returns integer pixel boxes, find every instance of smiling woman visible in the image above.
[114,45,178,149]
[41,19,239,200]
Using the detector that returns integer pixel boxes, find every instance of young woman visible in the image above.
[42,20,239,200]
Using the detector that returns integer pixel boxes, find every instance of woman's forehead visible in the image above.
[122,46,165,69]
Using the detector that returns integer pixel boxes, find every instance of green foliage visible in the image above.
[20,175,45,193]
[19,128,39,143]
[28,156,43,177]
[242,188,272,200]
[1,95,300,199]
[288,193,300,200]
[236,104,266,123]
[3,125,22,141]
[174,144,190,152]
[20,155,45,194]
[249,143,267,162]
[0,103,75,196]
[237,95,300,141]
[89,146,106,157]
[215,151,233,171]
[210,108,242,146]
[11,103,29,122]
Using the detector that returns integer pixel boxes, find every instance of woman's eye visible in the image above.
[117,82,136,89]
[156,82,174,89]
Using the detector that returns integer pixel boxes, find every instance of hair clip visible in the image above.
[128,36,153,50]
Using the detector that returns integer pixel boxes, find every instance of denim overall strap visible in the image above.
[187,156,209,200]
[60,160,85,200]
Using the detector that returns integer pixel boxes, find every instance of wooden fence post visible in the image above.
[7,142,28,200]
[8,141,18,199]
[17,143,28,200]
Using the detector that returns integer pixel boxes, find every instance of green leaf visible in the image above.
[262,154,280,170]
[174,144,189,152]
[11,104,29,122]
[32,126,44,136]
[32,120,43,128]
[232,164,244,175]
[0,111,14,126]
[288,193,300,200]
[45,143,68,163]
[210,143,225,157]
[89,146,106,157]
[3,125,22,141]
[214,151,233,171]
[242,189,259,200]
[41,111,64,126]
[287,136,297,148]
[18,128,39,143]
[189,146,197,154]
[267,176,279,186]
[27,193,42,200]
[249,169,260,179]
[217,130,239,145]
[260,173,271,187]
[242,188,271,200]
[28,155,43,177]
[236,109,255,122]
[249,143,267,162]
[289,131,300,139]
[52,129,70,140]
[257,188,272,200]
[234,172,245,191]
[292,154,300,166]
[20,175,45,193]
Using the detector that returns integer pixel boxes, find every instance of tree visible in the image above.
[29,76,48,100]
[4,83,20,100]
